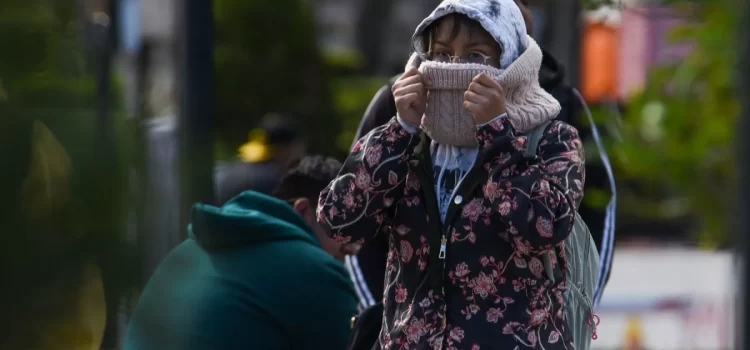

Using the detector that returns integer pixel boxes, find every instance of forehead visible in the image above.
[432,15,495,44]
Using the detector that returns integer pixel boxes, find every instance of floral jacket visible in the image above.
[318,117,584,350]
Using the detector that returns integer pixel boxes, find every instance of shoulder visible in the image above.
[551,85,584,127]
[269,241,358,321]
[272,240,355,292]
[537,121,583,156]
[541,120,580,140]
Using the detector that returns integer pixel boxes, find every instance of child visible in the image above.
[319,0,584,349]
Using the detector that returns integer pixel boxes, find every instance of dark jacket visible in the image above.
[348,51,615,311]
[125,191,358,350]
[320,117,585,349]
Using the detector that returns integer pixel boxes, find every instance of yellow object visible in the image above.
[35,263,107,350]
[238,128,274,163]
[20,120,72,223]
[623,316,645,350]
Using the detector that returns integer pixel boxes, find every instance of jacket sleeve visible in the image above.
[476,118,585,253]
[319,117,421,245]
[351,84,397,149]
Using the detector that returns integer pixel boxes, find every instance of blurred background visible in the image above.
[0,0,745,348]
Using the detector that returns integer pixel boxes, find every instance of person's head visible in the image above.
[238,113,306,171]
[413,0,528,69]
[271,155,352,260]
[422,14,504,68]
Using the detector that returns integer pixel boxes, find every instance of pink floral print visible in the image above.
[318,117,584,349]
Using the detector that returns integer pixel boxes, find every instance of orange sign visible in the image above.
[581,20,620,103]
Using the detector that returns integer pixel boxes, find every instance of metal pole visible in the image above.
[177,0,215,228]
[542,0,581,89]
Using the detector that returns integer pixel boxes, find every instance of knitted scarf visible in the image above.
[414,36,561,147]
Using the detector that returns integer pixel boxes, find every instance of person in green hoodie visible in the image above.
[124,156,358,350]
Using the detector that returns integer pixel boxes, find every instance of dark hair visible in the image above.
[421,13,488,52]
[258,113,302,146]
[272,155,342,205]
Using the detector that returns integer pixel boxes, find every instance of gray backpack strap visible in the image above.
[523,121,552,160]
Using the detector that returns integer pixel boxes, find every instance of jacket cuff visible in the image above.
[475,113,514,149]
[396,114,420,135]
[475,113,507,128]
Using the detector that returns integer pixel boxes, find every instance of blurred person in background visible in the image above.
[347,0,616,315]
[319,0,586,347]
[124,155,357,350]
[214,112,306,205]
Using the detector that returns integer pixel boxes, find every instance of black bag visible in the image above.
[346,302,383,350]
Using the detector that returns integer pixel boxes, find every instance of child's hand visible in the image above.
[393,67,429,125]
[464,73,507,124]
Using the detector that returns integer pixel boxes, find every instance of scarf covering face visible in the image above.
[419,62,501,147]
[412,36,561,146]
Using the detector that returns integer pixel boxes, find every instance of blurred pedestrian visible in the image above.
[214,112,306,205]
[125,155,358,350]
[320,0,591,348]
[347,0,616,317]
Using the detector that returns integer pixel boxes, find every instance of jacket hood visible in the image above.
[411,0,528,69]
[189,191,318,251]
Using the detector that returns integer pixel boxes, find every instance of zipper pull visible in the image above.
[439,236,447,259]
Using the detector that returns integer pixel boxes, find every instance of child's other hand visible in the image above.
[464,73,507,124]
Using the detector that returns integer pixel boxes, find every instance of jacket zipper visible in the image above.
[412,143,447,293]
[439,236,447,259]
[414,138,486,294]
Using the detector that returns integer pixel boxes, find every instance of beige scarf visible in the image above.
[409,36,561,147]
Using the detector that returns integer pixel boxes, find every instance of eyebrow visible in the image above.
[465,42,493,49]
[432,40,493,48]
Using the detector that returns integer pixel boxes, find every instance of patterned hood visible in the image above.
[411,0,528,69]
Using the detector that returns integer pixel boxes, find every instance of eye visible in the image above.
[465,52,488,65]
[429,51,451,62]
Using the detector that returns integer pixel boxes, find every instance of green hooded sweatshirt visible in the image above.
[124,191,358,350]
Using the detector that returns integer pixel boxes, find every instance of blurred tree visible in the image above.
[0,0,137,347]
[329,76,390,152]
[601,0,740,247]
[213,0,340,158]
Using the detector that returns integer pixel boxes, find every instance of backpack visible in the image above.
[523,121,600,350]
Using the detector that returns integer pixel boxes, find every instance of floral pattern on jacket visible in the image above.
[318,117,585,350]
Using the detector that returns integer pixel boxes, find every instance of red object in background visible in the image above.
[581,19,620,104]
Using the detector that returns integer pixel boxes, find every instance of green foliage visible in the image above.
[330,75,390,155]
[608,0,739,247]
[213,0,340,156]
[0,0,138,326]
